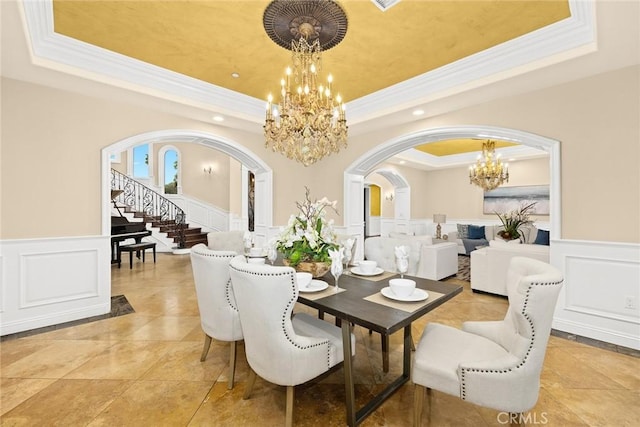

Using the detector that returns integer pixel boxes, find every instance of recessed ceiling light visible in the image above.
[509,158,516,162]
[231,72,240,78]
[399,160,406,164]
[213,115,224,122]
[412,109,424,116]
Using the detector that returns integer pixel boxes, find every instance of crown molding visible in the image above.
[390,145,547,171]
[21,0,595,127]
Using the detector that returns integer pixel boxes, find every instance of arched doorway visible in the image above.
[101,129,273,246]
[343,125,561,252]
[366,168,411,236]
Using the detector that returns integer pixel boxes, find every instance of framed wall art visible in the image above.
[483,185,550,215]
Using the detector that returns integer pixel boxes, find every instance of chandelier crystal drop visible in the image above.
[263,1,348,167]
[469,140,509,191]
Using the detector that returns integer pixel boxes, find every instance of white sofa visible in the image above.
[364,235,458,281]
[447,224,545,255]
[470,239,550,296]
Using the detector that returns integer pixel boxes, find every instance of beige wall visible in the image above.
[421,157,550,221]
[366,157,549,221]
[228,157,243,217]
[152,142,232,210]
[2,65,638,242]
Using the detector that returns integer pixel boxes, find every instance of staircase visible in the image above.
[152,219,207,248]
[112,169,208,249]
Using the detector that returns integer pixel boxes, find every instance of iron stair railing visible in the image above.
[111,168,186,249]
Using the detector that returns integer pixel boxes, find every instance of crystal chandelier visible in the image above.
[263,0,348,167]
[469,140,509,191]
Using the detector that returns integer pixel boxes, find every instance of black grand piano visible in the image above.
[110,190,151,264]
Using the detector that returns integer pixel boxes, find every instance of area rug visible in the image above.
[456,255,470,282]
[1,295,135,340]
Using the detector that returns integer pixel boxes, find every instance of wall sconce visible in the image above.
[385,192,394,201]
[204,166,213,174]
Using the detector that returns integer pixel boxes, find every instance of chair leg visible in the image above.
[228,340,237,390]
[414,384,426,427]
[243,368,257,400]
[200,335,212,362]
[285,385,294,427]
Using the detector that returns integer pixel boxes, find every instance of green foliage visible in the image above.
[495,202,537,240]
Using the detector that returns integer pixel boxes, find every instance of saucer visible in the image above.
[351,267,384,276]
[380,287,429,302]
[299,279,329,293]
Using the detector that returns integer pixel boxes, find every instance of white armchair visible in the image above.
[412,257,563,425]
[229,256,355,427]
[189,244,243,389]
[206,230,245,254]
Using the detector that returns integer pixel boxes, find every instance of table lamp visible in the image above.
[433,214,446,239]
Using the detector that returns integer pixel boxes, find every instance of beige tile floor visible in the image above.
[1,253,639,426]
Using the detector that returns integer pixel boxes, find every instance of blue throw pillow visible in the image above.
[467,225,485,239]
[534,229,550,245]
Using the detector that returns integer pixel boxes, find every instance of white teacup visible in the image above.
[359,260,377,274]
[389,278,416,297]
[296,272,313,289]
[247,257,265,265]
[249,247,263,257]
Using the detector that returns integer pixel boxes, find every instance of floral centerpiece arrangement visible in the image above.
[495,202,537,241]
[275,187,339,277]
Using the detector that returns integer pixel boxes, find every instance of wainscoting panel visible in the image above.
[169,195,229,232]
[552,239,640,350]
[0,236,111,336]
[20,249,99,307]
[0,254,4,314]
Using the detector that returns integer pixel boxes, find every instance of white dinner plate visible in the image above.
[380,287,429,302]
[350,267,384,276]
[299,279,329,293]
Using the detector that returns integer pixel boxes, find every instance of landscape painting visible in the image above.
[483,185,550,215]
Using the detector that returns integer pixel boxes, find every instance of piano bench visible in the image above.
[118,242,156,269]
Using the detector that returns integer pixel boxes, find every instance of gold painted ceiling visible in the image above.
[52,0,570,103]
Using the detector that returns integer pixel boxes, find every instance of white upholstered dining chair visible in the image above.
[229,256,354,427]
[412,257,563,426]
[189,244,243,389]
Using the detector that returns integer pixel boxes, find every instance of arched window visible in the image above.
[164,149,179,194]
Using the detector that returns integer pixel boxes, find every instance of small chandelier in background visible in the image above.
[263,0,348,167]
[469,140,509,191]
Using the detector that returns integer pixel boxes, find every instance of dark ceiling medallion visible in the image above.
[263,0,348,51]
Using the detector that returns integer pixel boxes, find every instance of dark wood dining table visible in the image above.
[297,270,463,426]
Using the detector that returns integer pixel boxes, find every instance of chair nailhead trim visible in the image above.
[459,279,563,401]
[229,263,333,369]
[192,249,238,311]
